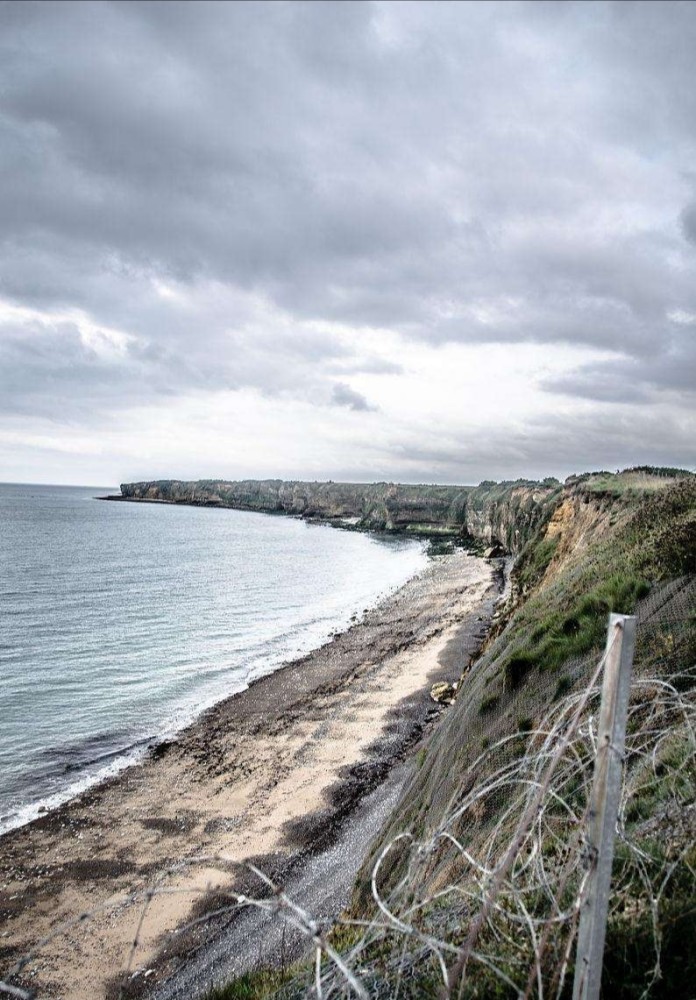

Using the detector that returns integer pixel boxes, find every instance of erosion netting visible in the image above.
[298,577,696,998]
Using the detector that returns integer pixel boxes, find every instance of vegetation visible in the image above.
[568,466,694,498]
[601,840,696,999]
[503,572,651,684]
[206,968,295,999]
[427,538,455,557]
[203,469,696,1000]
[514,534,559,593]
[346,471,696,996]
[479,693,500,714]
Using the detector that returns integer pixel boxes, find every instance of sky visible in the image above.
[1,0,695,487]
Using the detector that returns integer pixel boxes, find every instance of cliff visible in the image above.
[345,470,696,998]
[119,478,470,534]
[117,476,566,552]
[193,467,695,999]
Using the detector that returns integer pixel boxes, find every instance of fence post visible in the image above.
[573,613,637,1000]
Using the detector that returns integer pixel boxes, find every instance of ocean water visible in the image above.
[0,483,427,834]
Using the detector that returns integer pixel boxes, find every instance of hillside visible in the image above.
[201,468,695,999]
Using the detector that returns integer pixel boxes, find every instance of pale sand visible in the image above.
[0,552,496,999]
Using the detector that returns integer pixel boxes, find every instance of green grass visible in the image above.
[624,734,696,824]
[503,573,651,687]
[567,467,694,498]
[427,538,455,556]
[515,535,559,593]
[205,967,295,999]
[599,841,696,999]
[553,675,573,700]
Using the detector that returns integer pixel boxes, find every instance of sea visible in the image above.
[0,483,427,835]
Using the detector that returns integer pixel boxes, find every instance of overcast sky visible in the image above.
[1,0,695,486]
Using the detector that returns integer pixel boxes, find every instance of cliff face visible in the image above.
[119,469,693,557]
[463,479,561,551]
[118,478,562,551]
[120,479,472,533]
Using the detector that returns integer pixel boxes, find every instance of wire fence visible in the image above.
[1,579,694,1000]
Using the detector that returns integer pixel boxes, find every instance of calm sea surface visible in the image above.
[0,483,427,833]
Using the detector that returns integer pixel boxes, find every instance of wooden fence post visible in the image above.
[573,613,637,1000]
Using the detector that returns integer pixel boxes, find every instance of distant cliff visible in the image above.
[117,477,562,552]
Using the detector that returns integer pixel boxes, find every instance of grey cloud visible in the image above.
[327,356,404,376]
[0,317,223,419]
[682,202,696,245]
[319,402,695,486]
[330,382,376,412]
[368,407,696,485]
[0,0,695,465]
[542,323,696,404]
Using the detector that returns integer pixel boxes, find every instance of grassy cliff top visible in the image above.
[566,465,694,496]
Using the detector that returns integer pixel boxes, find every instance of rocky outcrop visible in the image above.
[430,681,457,705]
[464,479,562,552]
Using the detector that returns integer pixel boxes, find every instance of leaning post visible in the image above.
[573,612,637,1000]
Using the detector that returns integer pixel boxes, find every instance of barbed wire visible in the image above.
[2,582,694,1000]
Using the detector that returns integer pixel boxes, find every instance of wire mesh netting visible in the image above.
[1,580,694,1000]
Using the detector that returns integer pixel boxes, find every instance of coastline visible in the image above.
[0,551,500,1000]
[1,494,429,838]
[97,492,471,540]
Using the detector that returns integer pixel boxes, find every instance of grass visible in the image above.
[479,694,500,714]
[624,734,695,824]
[553,675,573,700]
[571,467,694,498]
[427,538,455,556]
[205,967,295,999]
[600,840,696,999]
[515,535,559,593]
[503,573,651,687]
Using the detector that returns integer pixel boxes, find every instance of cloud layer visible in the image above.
[1,0,695,483]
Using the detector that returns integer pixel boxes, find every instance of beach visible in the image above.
[0,551,499,1000]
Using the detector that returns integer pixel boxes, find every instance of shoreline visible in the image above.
[1,508,429,839]
[0,551,501,1000]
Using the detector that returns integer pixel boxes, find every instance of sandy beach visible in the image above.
[0,551,498,1000]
